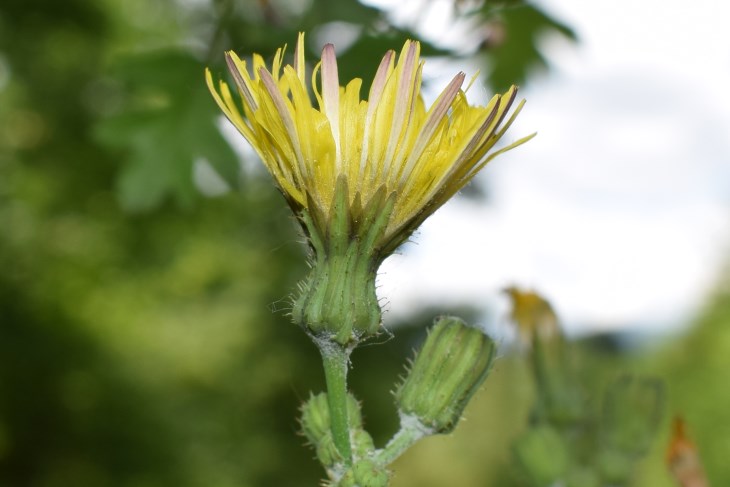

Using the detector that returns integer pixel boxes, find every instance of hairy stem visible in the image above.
[375,414,431,466]
[319,340,353,465]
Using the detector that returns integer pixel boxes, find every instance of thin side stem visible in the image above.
[318,340,353,465]
[374,414,431,466]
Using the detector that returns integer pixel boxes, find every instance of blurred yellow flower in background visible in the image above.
[504,286,561,346]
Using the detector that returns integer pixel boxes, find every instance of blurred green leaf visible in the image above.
[95,50,239,211]
[600,375,665,456]
[304,0,382,25]
[335,30,451,83]
[484,3,577,91]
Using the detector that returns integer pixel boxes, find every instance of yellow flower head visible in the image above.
[206,33,533,254]
[503,286,561,345]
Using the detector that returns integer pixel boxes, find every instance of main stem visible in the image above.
[319,340,353,465]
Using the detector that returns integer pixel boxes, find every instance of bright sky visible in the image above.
[370,0,730,336]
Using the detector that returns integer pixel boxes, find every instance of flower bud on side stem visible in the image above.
[395,316,497,434]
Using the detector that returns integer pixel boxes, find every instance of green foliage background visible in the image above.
[0,0,727,485]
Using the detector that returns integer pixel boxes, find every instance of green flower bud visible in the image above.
[351,428,375,459]
[301,392,368,468]
[301,393,331,444]
[301,392,364,445]
[395,316,496,433]
[513,424,570,486]
[316,434,342,468]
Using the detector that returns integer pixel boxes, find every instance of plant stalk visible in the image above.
[319,340,353,465]
[375,415,430,466]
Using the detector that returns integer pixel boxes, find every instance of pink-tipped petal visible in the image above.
[359,50,395,174]
[225,52,258,110]
[259,67,305,167]
[368,50,395,107]
[382,41,419,172]
[399,72,465,182]
[321,44,341,166]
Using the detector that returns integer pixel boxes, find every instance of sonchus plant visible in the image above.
[506,287,665,487]
[206,33,532,485]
